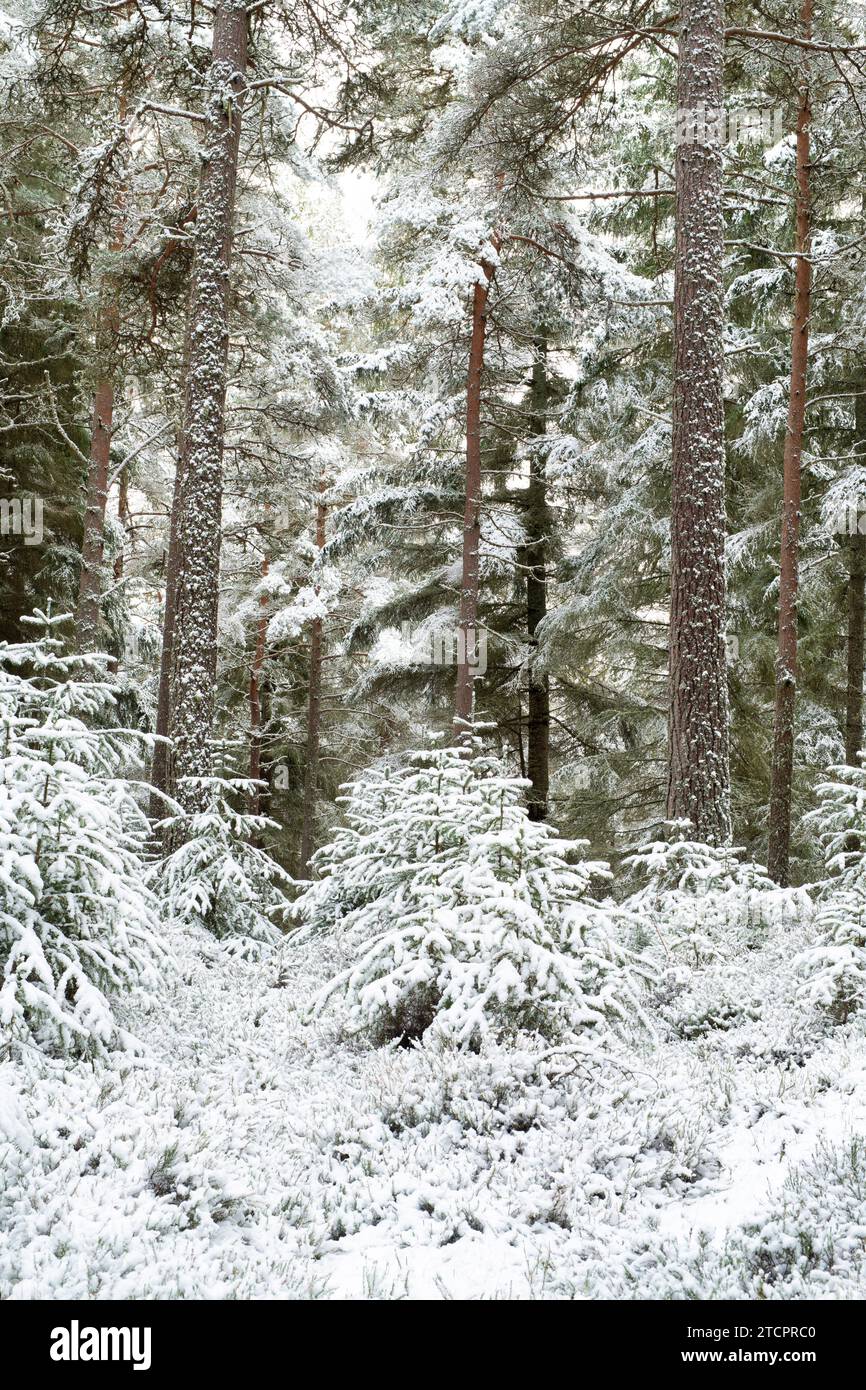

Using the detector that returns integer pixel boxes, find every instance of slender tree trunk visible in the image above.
[151,316,191,815]
[525,335,550,820]
[249,552,269,815]
[107,468,131,675]
[75,81,129,652]
[846,534,866,766]
[75,372,115,649]
[454,234,500,733]
[167,2,248,815]
[845,389,866,767]
[667,0,731,844]
[300,482,327,875]
[767,0,813,885]
[515,695,526,779]
[149,446,184,818]
[117,463,131,539]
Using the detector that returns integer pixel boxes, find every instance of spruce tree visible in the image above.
[297,735,651,1046]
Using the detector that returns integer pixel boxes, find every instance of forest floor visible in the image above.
[2,908,866,1300]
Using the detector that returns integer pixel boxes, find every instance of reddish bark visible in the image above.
[767,0,813,885]
[75,80,129,652]
[846,532,866,768]
[454,234,501,735]
[843,389,866,854]
[845,387,866,768]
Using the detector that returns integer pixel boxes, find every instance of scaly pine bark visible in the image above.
[667,0,731,846]
[167,2,248,816]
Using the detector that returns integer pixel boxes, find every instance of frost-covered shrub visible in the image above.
[805,762,866,876]
[295,738,652,1047]
[3,869,865,1300]
[735,1135,866,1292]
[797,890,866,1023]
[623,823,775,963]
[797,768,866,1022]
[0,613,162,1055]
[622,826,795,1040]
[154,776,292,951]
[654,970,764,1041]
[589,1134,866,1301]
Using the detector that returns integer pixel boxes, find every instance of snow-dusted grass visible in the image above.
[2,902,866,1300]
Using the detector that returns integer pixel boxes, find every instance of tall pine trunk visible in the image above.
[106,467,131,675]
[167,2,248,813]
[844,385,866,768]
[150,444,184,818]
[667,0,731,845]
[845,528,866,766]
[75,371,115,649]
[767,0,813,885]
[75,86,128,651]
[151,319,191,814]
[454,235,500,733]
[300,483,327,875]
[844,392,866,855]
[525,335,550,820]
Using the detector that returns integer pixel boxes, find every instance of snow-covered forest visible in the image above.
[3,0,866,1303]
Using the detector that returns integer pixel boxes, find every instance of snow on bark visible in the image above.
[75,84,130,653]
[167,2,248,815]
[767,0,813,886]
[667,0,731,846]
[843,393,866,774]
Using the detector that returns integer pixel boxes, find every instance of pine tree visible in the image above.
[0,611,162,1056]
[296,735,652,1047]
[167,1,249,814]
[454,220,501,732]
[523,335,551,820]
[767,0,814,885]
[0,25,91,641]
[798,761,866,1021]
[667,0,731,845]
[72,68,131,653]
[624,822,773,963]
[154,767,291,950]
[844,390,866,768]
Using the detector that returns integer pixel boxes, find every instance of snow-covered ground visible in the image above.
[2,911,866,1300]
